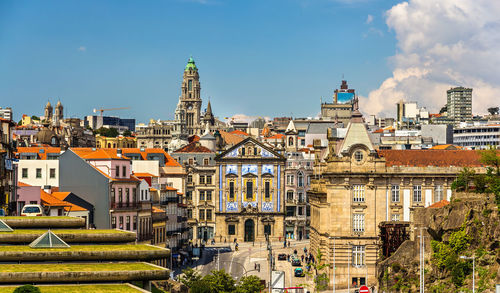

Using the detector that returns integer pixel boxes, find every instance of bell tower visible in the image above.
[179,56,202,135]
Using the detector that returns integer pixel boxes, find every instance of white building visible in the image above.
[453,122,500,149]
[0,107,12,121]
[17,160,59,187]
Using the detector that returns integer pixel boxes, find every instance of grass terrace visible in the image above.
[0,244,162,252]
[0,229,132,234]
[0,262,164,273]
[0,284,146,293]
[0,216,77,220]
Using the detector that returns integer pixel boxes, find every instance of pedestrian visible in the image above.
[304,247,307,254]
[301,255,304,262]
[287,241,290,247]
[283,240,286,248]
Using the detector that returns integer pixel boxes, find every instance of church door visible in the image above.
[244,219,255,242]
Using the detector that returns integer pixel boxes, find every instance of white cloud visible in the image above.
[366,14,373,24]
[77,46,86,52]
[361,0,500,117]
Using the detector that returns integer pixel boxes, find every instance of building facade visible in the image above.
[215,137,286,243]
[308,110,485,290]
[321,80,356,125]
[447,87,472,123]
[453,123,500,149]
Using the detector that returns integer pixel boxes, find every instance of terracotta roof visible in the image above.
[152,207,165,213]
[430,144,462,150]
[265,134,285,140]
[120,148,181,167]
[189,135,200,143]
[429,113,442,118]
[174,142,213,153]
[177,192,183,196]
[373,126,395,134]
[219,131,245,145]
[164,186,178,191]
[16,147,61,160]
[80,149,130,160]
[377,150,483,167]
[41,190,70,207]
[51,192,88,212]
[230,130,249,136]
[428,199,450,208]
[150,188,158,192]
[133,172,158,178]
[18,182,32,187]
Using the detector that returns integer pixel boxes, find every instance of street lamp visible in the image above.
[460,255,475,293]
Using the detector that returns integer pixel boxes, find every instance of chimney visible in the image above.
[117,148,122,158]
[43,185,52,194]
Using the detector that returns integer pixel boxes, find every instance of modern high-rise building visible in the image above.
[447,87,472,123]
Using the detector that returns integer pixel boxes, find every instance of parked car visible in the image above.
[278,253,287,261]
[294,268,304,277]
[21,204,44,216]
[291,258,301,266]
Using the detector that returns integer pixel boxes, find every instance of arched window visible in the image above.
[298,172,304,187]
[288,137,294,146]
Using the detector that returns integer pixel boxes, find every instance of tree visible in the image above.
[451,167,475,192]
[439,105,447,114]
[302,248,330,291]
[236,275,265,293]
[202,269,236,292]
[123,129,132,137]
[13,285,41,293]
[95,127,119,138]
[178,267,202,289]
[487,107,499,116]
[31,115,40,121]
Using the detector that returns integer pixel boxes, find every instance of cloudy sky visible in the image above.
[0,0,498,123]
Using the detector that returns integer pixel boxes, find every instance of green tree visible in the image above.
[451,167,475,192]
[487,107,499,116]
[123,129,132,137]
[303,248,330,291]
[13,285,41,293]
[236,275,264,293]
[30,115,40,121]
[178,267,202,289]
[439,105,447,114]
[202,269,236,292]
[479,147,500,175]
[95,127,119,138]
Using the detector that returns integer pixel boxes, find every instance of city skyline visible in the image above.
[1,0,498,123]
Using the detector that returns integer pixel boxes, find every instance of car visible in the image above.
[20,204,44,216]
[278,253,287,261]
[294,268,304,277]
[291,258,301,266]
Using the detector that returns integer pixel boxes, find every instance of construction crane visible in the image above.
[93,107,130,116]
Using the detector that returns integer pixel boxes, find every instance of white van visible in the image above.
[21,204,44,216]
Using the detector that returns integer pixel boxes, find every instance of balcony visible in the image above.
[160,197,178,205]
[111,202,139,210]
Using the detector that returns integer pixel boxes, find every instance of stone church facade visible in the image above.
[215,137,286,243]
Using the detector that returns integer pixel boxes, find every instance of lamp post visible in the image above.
[460,255,475,293]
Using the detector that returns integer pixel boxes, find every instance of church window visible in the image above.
[254,147,257,155]
[264,224,271,235]
[354,151,364,162]
[264,181,271,201]
[228,224,235,235]
[188,80,192,91]
[246,181,253,201]
[229,181,235,201]
[241,148,245,156]
[288,137,294,146]
[298,172,304,187]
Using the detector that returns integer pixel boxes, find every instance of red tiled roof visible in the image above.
[428,199,450,208]
[51,192,88,212]
[378,150,483,167]
[189,135,200,143]
[16,147,61,160]
[152,207,165,213]
[18,182,31,187]
[120,148,181,167]
[164,186,177,191]
[133,172,158,177]
[230,130,249,136]
[219,131,245,145]
[79,149,130,160]
[174,142,213,153]
[41,190,70,207]
[265,134,285,140]
[430,144,462,150]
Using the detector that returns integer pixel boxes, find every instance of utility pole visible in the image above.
[266,233,273,293]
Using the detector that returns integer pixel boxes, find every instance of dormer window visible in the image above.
[241,148,246,156]
[354,151,364,162]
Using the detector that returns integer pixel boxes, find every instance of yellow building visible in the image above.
[96,135,137,148]
[308,110,485,290]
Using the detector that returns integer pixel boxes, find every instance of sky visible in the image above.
[0,0,498,124]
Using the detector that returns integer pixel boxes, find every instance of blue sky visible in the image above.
[0,0,401,123]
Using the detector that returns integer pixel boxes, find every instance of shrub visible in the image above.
[13,285,41,293]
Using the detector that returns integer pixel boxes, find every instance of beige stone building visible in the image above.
[308,110,484,290]
[215,137,286,243]
[320,80,356,125]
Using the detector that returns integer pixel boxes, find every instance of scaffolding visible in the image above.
[379,221,410,258]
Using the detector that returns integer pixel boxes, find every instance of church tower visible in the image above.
[54,100,63,125]
[44,101,53,122]
[179,56,202,135]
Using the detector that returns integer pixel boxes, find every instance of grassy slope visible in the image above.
[0,229,132,234]
[0,262,164,272]
[0,244,162,252]
[0,284,143,293]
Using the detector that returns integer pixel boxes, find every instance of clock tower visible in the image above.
[179,56,202,135]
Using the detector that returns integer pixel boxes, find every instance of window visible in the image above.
[36,168,42,179]
[391,185,400,202]
[391,214,400,221]
[111,216,116,229]
[111,188,115,202]
[228,224,236,235]
[264,181,271,201]
[206,175,212,185]
[298,192,304,203]
[119,216,124,229]
[126,188,130,203]
[49,168,56,179]
[435,185,443,202]
[298,172,304,187]
[241,148,245,156]
[22,168,28,178]
[126,216,131,230]
[246,181,253,201]
[253,147,257,155]
[118,188,123,203]
[352,185,365,202]
[187,209,193,219]
[298,206,303,215]
[122,166,126,177]
[206,209,212,221]
[287,191,294,201]
[206,190,212,201]
[354,151,364,162]
[188,79,192,90]
[307,175,311,186]
[187,191,192,201]
[286,175,295,185]
[264,224,271,235]
[133,188,137,202]
[286,206,295,217]
[199,175,205,184]
[204,158,209,166]
[288,137,294,146]
[352,245,365,266]
[141,190,144,201]
[353,214,365,233]
[199,191,205,201]
[116,166,120,177]
[413,185,422,202]
[229,181,235,201]
[199,209,205,220]
[133,216,137,230]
